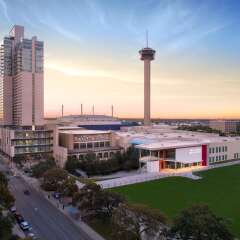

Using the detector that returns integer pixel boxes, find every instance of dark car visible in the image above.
[15,213,24,223]
[52,192,61,199]
[23,190,30,195]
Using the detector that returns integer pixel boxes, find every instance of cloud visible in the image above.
[83,0,108,29]
[45,62,114,78]
[38,15,82,42]
[0,0,10,22]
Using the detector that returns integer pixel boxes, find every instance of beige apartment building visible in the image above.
[0,25,52,160]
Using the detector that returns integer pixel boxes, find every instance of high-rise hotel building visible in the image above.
[0,25,52,161]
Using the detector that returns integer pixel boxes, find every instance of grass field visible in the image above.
[113,165,240,237]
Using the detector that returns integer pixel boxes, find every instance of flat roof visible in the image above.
[136,141,202,151]
[59,129,111,135]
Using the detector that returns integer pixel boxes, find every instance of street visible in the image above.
[9,176,92,240]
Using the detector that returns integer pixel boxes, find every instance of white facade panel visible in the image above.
[146,160,159,172]
[176,146,202,163]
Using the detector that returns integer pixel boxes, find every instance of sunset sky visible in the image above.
[1,0,240,119]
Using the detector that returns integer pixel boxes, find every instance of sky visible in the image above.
[0,0,240,119]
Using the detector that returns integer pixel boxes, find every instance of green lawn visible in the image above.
[113,165,240,237]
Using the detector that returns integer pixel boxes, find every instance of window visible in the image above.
[222,146,225,152]
[225,146,227,152]
[219,147,221,152]
[216,147,218,153]
[209,148,212,154]
[100,142,104,148]
[222,155,224,161]
[105,141,110,147]
[80,143,86,149]
[73,143,79,149]
[97,153,102,159]
[94,142,99,148]
[87,143,93,149]
[216,156,218,161]
[104,152,108,158]
[110,152,114,157]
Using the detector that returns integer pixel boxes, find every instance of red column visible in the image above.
[202,145,207,166]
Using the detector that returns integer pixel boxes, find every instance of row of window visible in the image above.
[73,141,110,150]
[209,146,228,154]
[71,150,121,160]
[209,155,227,163]
[234,153,240,159]
[14,132,52,139]
[15,145,51,154]
[13,139,52,146]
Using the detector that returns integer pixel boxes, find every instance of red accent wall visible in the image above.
[202,145,207,166]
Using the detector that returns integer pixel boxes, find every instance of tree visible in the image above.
[57,176,78,197]
[0,172,8,186]
[64,157,81,174]
[12,155,25,167]
[0,213,12,240]
[73,183,124,218]
[112,203,168,240]
[31,159,56,178]
[42,168,68,191]
[0,185,14,208]
[0,172,14,208]
[171,204,234,240]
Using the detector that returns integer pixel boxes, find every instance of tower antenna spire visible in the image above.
[146,30,148,47]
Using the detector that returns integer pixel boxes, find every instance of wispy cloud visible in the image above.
[45,62,114,78]
[38,15,82,42]
[84,0,108,29]
[0,0,10,22]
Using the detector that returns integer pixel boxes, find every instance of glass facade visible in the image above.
[12,130,52,156]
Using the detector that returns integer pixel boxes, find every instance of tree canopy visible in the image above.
[73,183,124,218]
[42,168,68,191]
[31,158,56,178]
[112,203,168,240]
[171,204,234,240]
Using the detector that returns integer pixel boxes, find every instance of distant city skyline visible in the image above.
[1,0,240,119]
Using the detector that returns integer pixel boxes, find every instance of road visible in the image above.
[9,177,93,240]
[0,162,97,240]
[9,176,94,240]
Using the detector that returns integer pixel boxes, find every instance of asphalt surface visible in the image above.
[0,162,94,240]
[9,176,93,240]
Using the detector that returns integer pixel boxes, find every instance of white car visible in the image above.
[20,221,30,231]
[10,206,16,213]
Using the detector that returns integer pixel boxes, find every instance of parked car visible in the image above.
[23,189,30,195]
[15,213,24,223]
[10,205,16,213]
[52,192,61,199]
[20,221,30,231]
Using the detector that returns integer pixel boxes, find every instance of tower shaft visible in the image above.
[144,60,151,125]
